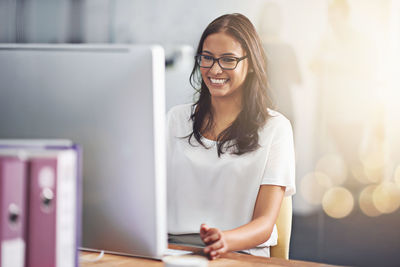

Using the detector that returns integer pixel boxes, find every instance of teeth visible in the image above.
[210,78,227,84]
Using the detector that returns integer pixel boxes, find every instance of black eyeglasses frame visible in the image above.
[195,54,248,70]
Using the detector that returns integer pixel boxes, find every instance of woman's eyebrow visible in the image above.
[221,52,237,56]
[202,50,239,57]
[202,50,213,55]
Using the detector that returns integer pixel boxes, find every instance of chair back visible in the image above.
[270,196,292,259]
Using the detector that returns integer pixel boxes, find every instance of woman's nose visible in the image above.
[209,61,223,75]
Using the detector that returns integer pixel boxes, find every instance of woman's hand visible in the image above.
[200,224,229,260]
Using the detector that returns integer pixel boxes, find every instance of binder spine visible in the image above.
[0,157,27,267]
[26,158,57,267]
[56,151,77,267]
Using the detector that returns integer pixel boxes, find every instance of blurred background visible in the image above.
[1,0,399,266]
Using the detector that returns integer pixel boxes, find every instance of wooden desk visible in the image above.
[80,244,338,266]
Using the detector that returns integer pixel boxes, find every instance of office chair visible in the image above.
[270,196,292,259]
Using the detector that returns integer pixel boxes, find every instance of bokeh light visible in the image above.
[360,150,385,184]
[364,166,385,184]
[359,185,382,217]
[300,172,333,205]
[372,182,400,214]
[350,161,369,184]
[322,187,354,219]
[315,153,347,185]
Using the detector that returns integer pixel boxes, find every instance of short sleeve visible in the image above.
[165,104,192,160]
[261,117,296,196]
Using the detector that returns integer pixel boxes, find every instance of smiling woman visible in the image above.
[166,13,295,260]
[187,14,272,155]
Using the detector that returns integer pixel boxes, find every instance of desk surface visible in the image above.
[80,244,338,267]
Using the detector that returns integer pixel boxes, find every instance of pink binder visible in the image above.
[25,157,57,267]
[0,141,80,267]
[0,156,27,267]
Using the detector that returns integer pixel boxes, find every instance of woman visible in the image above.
[167,13,295,260]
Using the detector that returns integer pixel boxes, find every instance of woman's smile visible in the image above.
[208,77,229,86]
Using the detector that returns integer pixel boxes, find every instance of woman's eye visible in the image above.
[221,57,236,63]
[203,55,213,61]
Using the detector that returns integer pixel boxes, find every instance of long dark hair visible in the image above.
[188,13,273,157]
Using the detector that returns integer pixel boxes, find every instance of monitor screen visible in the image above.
[0,44,167,258]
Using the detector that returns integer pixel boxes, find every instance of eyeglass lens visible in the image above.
[198,55,238,69]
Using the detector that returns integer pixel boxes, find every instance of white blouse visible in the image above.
[166,103,295,255]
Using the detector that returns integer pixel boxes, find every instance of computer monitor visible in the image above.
[0,44,167,258]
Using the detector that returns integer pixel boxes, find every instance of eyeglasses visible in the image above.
[195,54,248,70]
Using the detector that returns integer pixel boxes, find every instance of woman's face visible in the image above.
[200,32,249,100]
